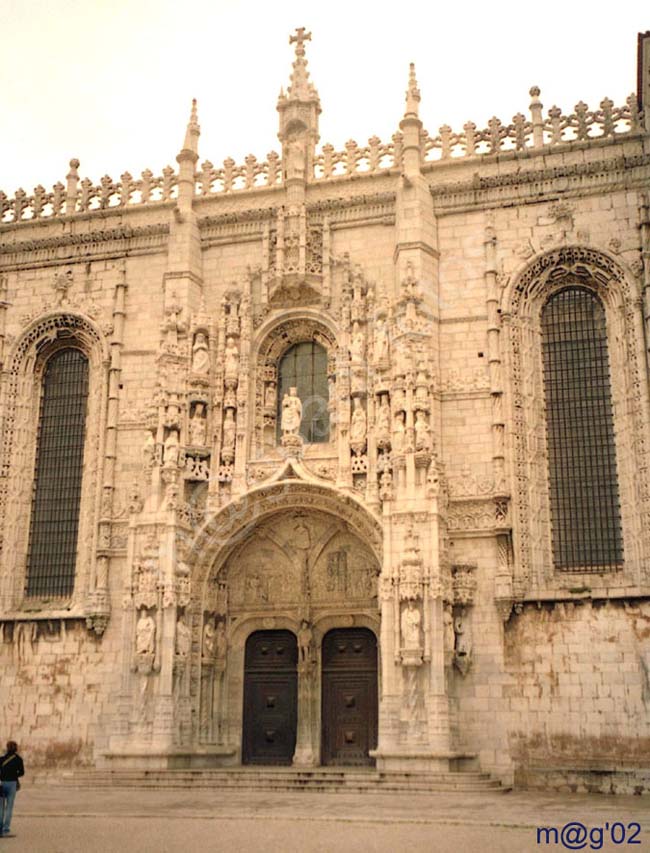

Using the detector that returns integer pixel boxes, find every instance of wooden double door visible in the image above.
[242,628,377,766]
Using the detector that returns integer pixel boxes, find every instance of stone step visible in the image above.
[60,768,502,793]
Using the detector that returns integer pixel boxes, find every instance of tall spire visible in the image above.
[178,98,200,162]
[404,63,421,118]
[285,27,319,101]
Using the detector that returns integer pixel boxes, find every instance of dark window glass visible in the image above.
[542,288,623,571]
[26,348,89,597]
[277,342,329,443]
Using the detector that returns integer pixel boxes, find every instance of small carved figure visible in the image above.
[222,410,236,454]
[298,620,313,665]
[350,321,365,363]
[175,615,191,658]
[281,387,302,436]
[215,621,227,662]
[285,130,306,181]
[163,430,180,468]
[401,599,421,651]
[379,469,393,501]
[454,611,472,659]
[202,617,216,658]
[224,337,239,381]
[443,606,455,660]
[265,381,276,408]
[393,411,406,453]
[373,317,389,363]
[350,397,367,448]
[142,431,155,468]
[414,410,431,451]
[293,518,311,551]
[192,332,210,374]
[135,610,156,655]
[376,395,391,445]
[189,403,207,446]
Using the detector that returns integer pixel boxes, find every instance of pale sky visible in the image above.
[0,1,647,195]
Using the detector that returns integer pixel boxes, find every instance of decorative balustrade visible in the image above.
[0,90,644,225]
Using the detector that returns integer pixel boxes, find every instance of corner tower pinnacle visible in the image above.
[277,28,321,185]
[178,98,200,163]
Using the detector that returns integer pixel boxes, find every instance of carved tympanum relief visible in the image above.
[211,510,379,612]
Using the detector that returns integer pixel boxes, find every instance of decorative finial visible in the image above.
[284,27,318,101]
[405,62,421,117]
[180,98,200,158]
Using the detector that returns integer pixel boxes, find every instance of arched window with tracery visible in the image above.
[541,287,623,571]
[26,347,89,597]
[277,341,329,443]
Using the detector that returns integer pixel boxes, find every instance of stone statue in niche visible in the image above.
[285,129,307,181]
[379,469,393,501]
[189,403,208,446]
[414,410,431,451]
[224,337,239,383]
[265,381,276,408]
[298,620,313,666]
[443,606,455,665]
[135,609,156,655]
[215,620,227,669]
[222,410,236,459]
[350,397,367,453]
[175,614,191,658]
[373,317,389,363]
[350,322,365,363]
[393,411,406,453]
[415,361,429,406]
[281,387,302,437]
[453,610,473,676]
[202,616,216,659]
[394,341,411,377]
[142,431,155,468]
[401,600,422,651]
[376,395,391,447]
[192,332,210,375]
[163,430,180,467]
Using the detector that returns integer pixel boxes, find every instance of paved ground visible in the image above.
[1,785,648,852]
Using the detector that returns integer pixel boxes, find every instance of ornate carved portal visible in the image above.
[197,507,380,765]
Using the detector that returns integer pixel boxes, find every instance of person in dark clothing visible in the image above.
[0,741,24,838]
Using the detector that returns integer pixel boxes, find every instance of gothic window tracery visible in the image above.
[26,347,89,597]
[541,287,623,571]
[507,247,650,592]
[277,341,329,443]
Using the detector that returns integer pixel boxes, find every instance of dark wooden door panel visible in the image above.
[322,628,378,767]
[242,631,297,766]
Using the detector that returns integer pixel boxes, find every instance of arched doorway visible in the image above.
[321,628,378,766]
[242,630,298,765]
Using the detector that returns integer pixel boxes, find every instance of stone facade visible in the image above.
[1,29,650,789]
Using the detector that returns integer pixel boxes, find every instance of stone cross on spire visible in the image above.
[289,27,311,54]
[285,26,318,101]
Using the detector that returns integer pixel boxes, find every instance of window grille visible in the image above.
[541,287,623,571]
[277,341,329,443]
[26,348,89,597]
